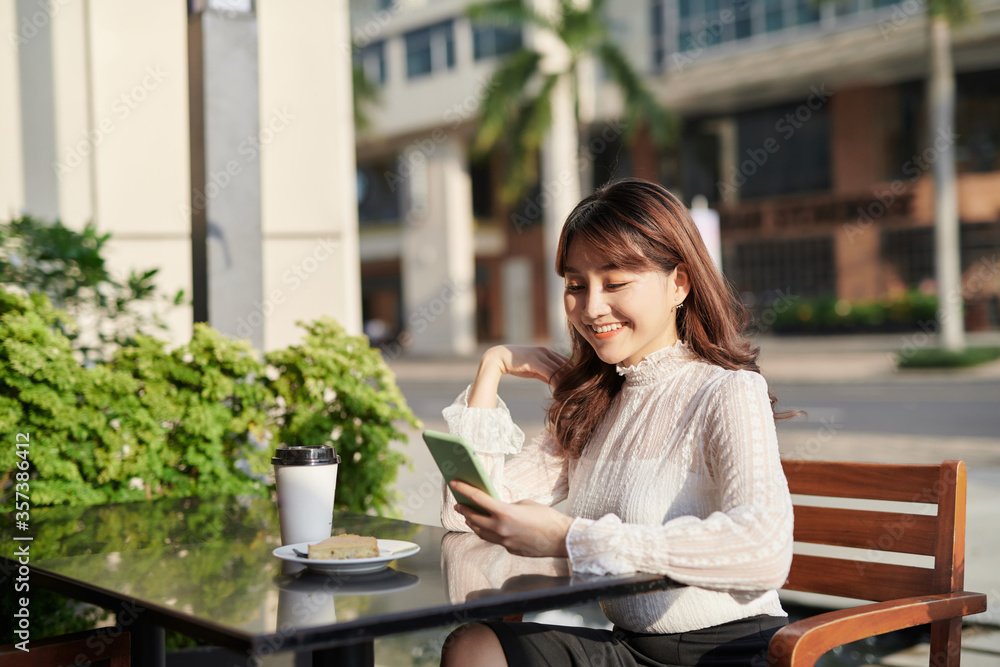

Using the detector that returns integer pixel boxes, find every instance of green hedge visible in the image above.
[765,291,939,335]
[897,346,1000,369]
[0,291,419,514]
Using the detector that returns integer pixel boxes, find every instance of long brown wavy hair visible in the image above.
[547,179,780,459]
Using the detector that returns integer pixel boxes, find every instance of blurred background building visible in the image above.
[3,0,998,355]
[1,0,361,351]
[351,0,1000,354]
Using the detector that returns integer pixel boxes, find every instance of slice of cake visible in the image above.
[307,534,379,560]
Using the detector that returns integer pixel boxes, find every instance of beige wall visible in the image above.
[86,0,192,340]
[0,0,24,218]
[258,0,362,347]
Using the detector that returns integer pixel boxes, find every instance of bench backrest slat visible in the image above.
[780,459,964,601]
[783,460,943,503]
[783,554,935,601]
[791,505,939,556]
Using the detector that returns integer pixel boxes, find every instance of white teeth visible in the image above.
[592,323,624,334]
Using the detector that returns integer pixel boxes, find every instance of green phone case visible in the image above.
[422,429,500,515]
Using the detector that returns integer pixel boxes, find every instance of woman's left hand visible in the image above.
[451,481,574,558]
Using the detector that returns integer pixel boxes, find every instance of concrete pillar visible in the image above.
[257,0,362,348]
[0,0,25,217]
[15,0,59,220]
[831,87,884,194]
[191,9,264,349]
[503,256,533,345]
[401,135,476,356]
[835,221,882,301]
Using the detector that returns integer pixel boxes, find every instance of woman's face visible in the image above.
[563,239,689,368]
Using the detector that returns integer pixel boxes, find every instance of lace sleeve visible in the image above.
[440,387,569,532]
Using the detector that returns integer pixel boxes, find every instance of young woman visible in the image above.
[439,179,793,667]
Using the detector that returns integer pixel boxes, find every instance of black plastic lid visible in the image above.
[271,445,340,466]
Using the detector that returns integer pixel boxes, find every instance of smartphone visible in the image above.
[422,429,500,515]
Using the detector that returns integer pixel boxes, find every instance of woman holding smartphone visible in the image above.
[439,179,793,667]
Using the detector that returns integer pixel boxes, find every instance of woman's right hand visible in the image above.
[467,346,569,408]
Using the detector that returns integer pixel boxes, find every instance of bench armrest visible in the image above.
[768,591,988,667]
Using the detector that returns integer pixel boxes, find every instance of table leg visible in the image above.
[312,640,374,667]
[130,617,165,667]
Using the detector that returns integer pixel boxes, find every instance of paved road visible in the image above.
[398,375,1000,441]
[771,379,1000,439]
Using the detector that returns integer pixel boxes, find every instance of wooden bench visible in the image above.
[771,459,988,666]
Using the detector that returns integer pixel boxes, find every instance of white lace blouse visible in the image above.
[440,341,794,634]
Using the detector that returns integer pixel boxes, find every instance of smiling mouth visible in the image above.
[590,322,627,339]
[591,323,625,334]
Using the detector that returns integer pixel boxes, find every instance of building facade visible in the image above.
[352,0,1000,353]
[2,0,362,350]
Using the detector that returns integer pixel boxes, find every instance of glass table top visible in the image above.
[2,496,679,653]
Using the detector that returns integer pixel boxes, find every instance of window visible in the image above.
[472,23,521,60]
[405,20,456,79]
[731,237,836,299]
[357,161,402,226]
[957,69,1000,173]
[764,0,784,33]
[735,98,831,199]
[651,0,666,71]
[356,41,386,85]
[470,158,494,219]
[670,1,911,58]
[794,0,820,26]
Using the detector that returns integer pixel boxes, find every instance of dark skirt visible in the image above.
[481,614,787,667]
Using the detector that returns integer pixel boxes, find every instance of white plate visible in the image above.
[272,539,420,575]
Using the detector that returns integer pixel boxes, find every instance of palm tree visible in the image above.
[352,62,381,134]
[927,0,975,352]
[468,0,675,344]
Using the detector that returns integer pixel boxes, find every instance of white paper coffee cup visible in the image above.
[272,446,340,546]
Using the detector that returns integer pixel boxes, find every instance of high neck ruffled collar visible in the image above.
[616,340,697,385]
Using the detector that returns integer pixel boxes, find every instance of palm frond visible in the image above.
[596,41,676,147]
[500,74,559,202]
[927,0,976,24]
[352,64,381,132]
[472,48,543,156]
[558,1,604,53]
[468,0,556,31]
